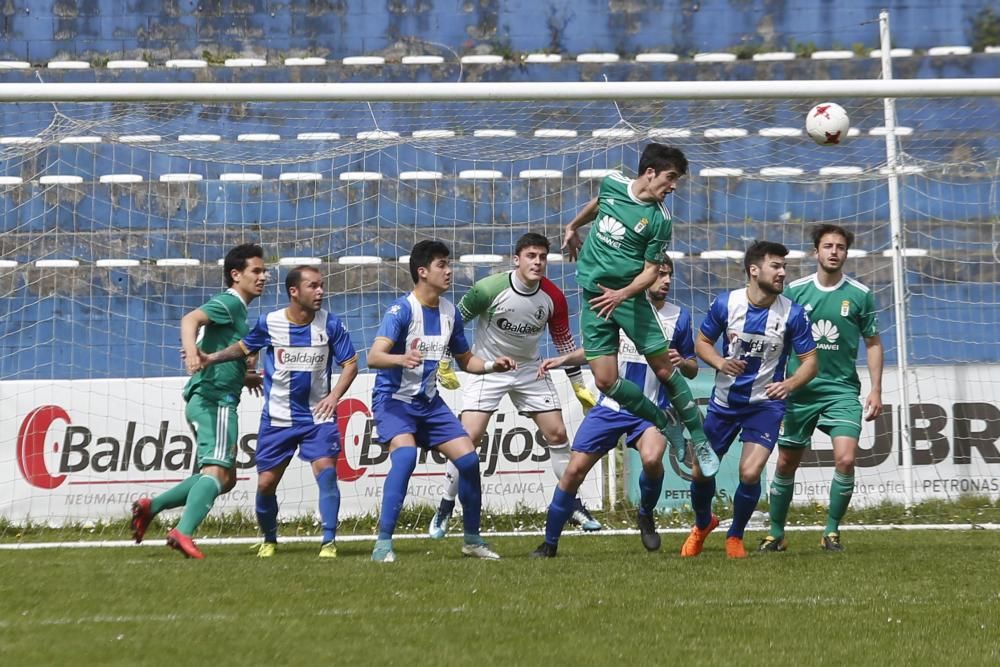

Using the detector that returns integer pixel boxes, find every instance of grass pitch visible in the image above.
[1,530,999,665]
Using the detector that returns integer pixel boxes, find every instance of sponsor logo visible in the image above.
[596,215,626,249]
[410,336,447,360]
[727,331,777,359]
[495,317,543,336]
[275,346,327,372]
[811,319,840,350]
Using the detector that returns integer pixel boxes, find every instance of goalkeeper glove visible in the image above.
[571,379,597,412]
[437,359,461,390]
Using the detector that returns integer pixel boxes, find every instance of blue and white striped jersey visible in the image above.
[373,293,470,403]
[241,308,358,427]
[699,289,815,408]
[599,301,695,412]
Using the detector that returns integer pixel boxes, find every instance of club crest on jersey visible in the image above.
[633,217,648,234]
[840,300,850,317]
[534,305,546,321]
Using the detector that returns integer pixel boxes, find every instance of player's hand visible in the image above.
[537,355,567,378]
[562,226,582,261]
[492,356,517,372]
[588,284,627,320]
[719,358,747,377]
[667,348,684,367]
[764,379,793,400]
[313,393,339,422]
[864,390,883,421]
[437,359,461,389]
[184,347,204,375]
[571,379,597,412]
[399,348,423,369]
[244,372,263,396]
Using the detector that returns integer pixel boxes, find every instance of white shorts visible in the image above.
[461,363,562,414]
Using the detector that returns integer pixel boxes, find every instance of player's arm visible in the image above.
[180,307,212,374]
[203,340,251,366]
[589,260,659,320]
[313,356,359,421]
[669,310,699,380]
[453,350,516,375]
[696,331,737,376]
[562,196,599,261]
[539,347,586,375]
[863,333,884,421]
[766,350,818,400]
[367,337,421,369]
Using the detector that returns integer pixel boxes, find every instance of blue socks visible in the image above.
[316,467,340,544]
[638,470,663,516]
[728,481,762,539]
[544,487,577,546]
[690,477,717,529]
[377,447,417,541]
[255,491,279,543]
[452,451,482,543]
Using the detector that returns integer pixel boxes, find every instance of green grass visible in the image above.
[2,531,999,665]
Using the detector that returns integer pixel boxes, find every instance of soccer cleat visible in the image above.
[529,541,558,558]
[725,536,748,559]
[461,541,501,560]
[691,439,720,478]
[318,541,338,558]
[637,510,661,552]
[371,538,396,563]
[250,542,276,558]
[820,532,844,552]
[680,514,719,558]
[428,505,453,540]
[166,528,205,560]
[568,502,603,532]
[130,497,154,544]
[757,535,788,553]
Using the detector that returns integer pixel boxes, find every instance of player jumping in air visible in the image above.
[562,143,719,478]
[428,232,601,538]
[761,224,883,553]
[684,241,817,559]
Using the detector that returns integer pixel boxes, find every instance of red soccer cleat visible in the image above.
[130,497,154,544]
[166,528,205,560]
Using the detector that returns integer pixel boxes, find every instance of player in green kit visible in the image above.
[130,243,267,559]
[761,224,884,553]
[562,143,719,476]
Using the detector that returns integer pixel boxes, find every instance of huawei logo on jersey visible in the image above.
[811,319,841,350]
[596,216,626,249]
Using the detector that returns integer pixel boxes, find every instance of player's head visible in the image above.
[648,253,675,302]
[811,223,854,275]
[744,240,789,295]
[513,232,550,284]
[637,143,688,202]
[409,240,452,290]
[285,265,324,312]
[223,242,266,298]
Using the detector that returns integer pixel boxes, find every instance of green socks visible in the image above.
[150,475,201,515]
[664,370,708,444]
[176,474,222,536]
[767,473,796,539]
[826,471,855,534]
[605,378,670,430]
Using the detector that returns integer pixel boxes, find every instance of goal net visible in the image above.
[0,83,998,538]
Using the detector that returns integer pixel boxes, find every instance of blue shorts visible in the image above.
[572,405,658,455]
[256,421,341,473]
[372,393,468,449]
[704,400,785,456]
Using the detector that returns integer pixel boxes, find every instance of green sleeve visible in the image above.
[860,290,879,338]
[199,295,235,326]
[459,272,509,322]
[643,216,668,263]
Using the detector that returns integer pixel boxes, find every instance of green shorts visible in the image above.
[778,394,863,448]
[185,392,239,469]
[581,289,669,359]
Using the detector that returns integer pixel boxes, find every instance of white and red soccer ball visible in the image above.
[806,102,850,145]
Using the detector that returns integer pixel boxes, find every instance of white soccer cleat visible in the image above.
[461,541,500,560]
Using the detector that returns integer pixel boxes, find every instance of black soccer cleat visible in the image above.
[637,511,661,552]
[757,535,788,553]
[530,541,558,558]
[820,532,844,552]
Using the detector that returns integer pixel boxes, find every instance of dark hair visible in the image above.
[811,223,855,250]
[657,253,675,272]
[744,240,789,278]
[514,232,550,256]
[223,243,264,287]
[638,143,688,177]
[285,265,321,298]
[409,240,450,284]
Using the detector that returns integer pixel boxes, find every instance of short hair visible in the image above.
[638,143,689,177]
[657,252,675,272]
[409,240,450,284]
[744,240,789,278]
[514,232,550,256]
[811,223,855,250]
[223,243,264,287]
[285,265,321,298]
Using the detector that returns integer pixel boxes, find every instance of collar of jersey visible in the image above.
[225,287,248,306]
[283,307,316,326]
[508,270,540,296]
[811,272,847,292]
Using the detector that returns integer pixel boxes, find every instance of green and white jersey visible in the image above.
[786,273,879,400]
[575,172,672,292]
[183,289,250,404]
[458,270,576,364]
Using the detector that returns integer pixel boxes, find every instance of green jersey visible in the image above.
[575,172,672,292]
[182,289,250,404]
[786,273,879,400]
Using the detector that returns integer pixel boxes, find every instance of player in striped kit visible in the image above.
[198,265,359,558]
[428,232,601,539]
[531,255,698,557]
[367,240,516,563]
[683,241,818,559]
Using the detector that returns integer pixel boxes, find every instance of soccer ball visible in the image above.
[806,102,850,145]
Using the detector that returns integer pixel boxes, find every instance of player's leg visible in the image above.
[762,400,819,551]
[633,424,667,551]
[681,406,736,557]
[530,407,602,532]
[431,409,491,539]
[821,400,862,551]
[252,423,298,556]
[371,397,420,562]
[298,421,343,557]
